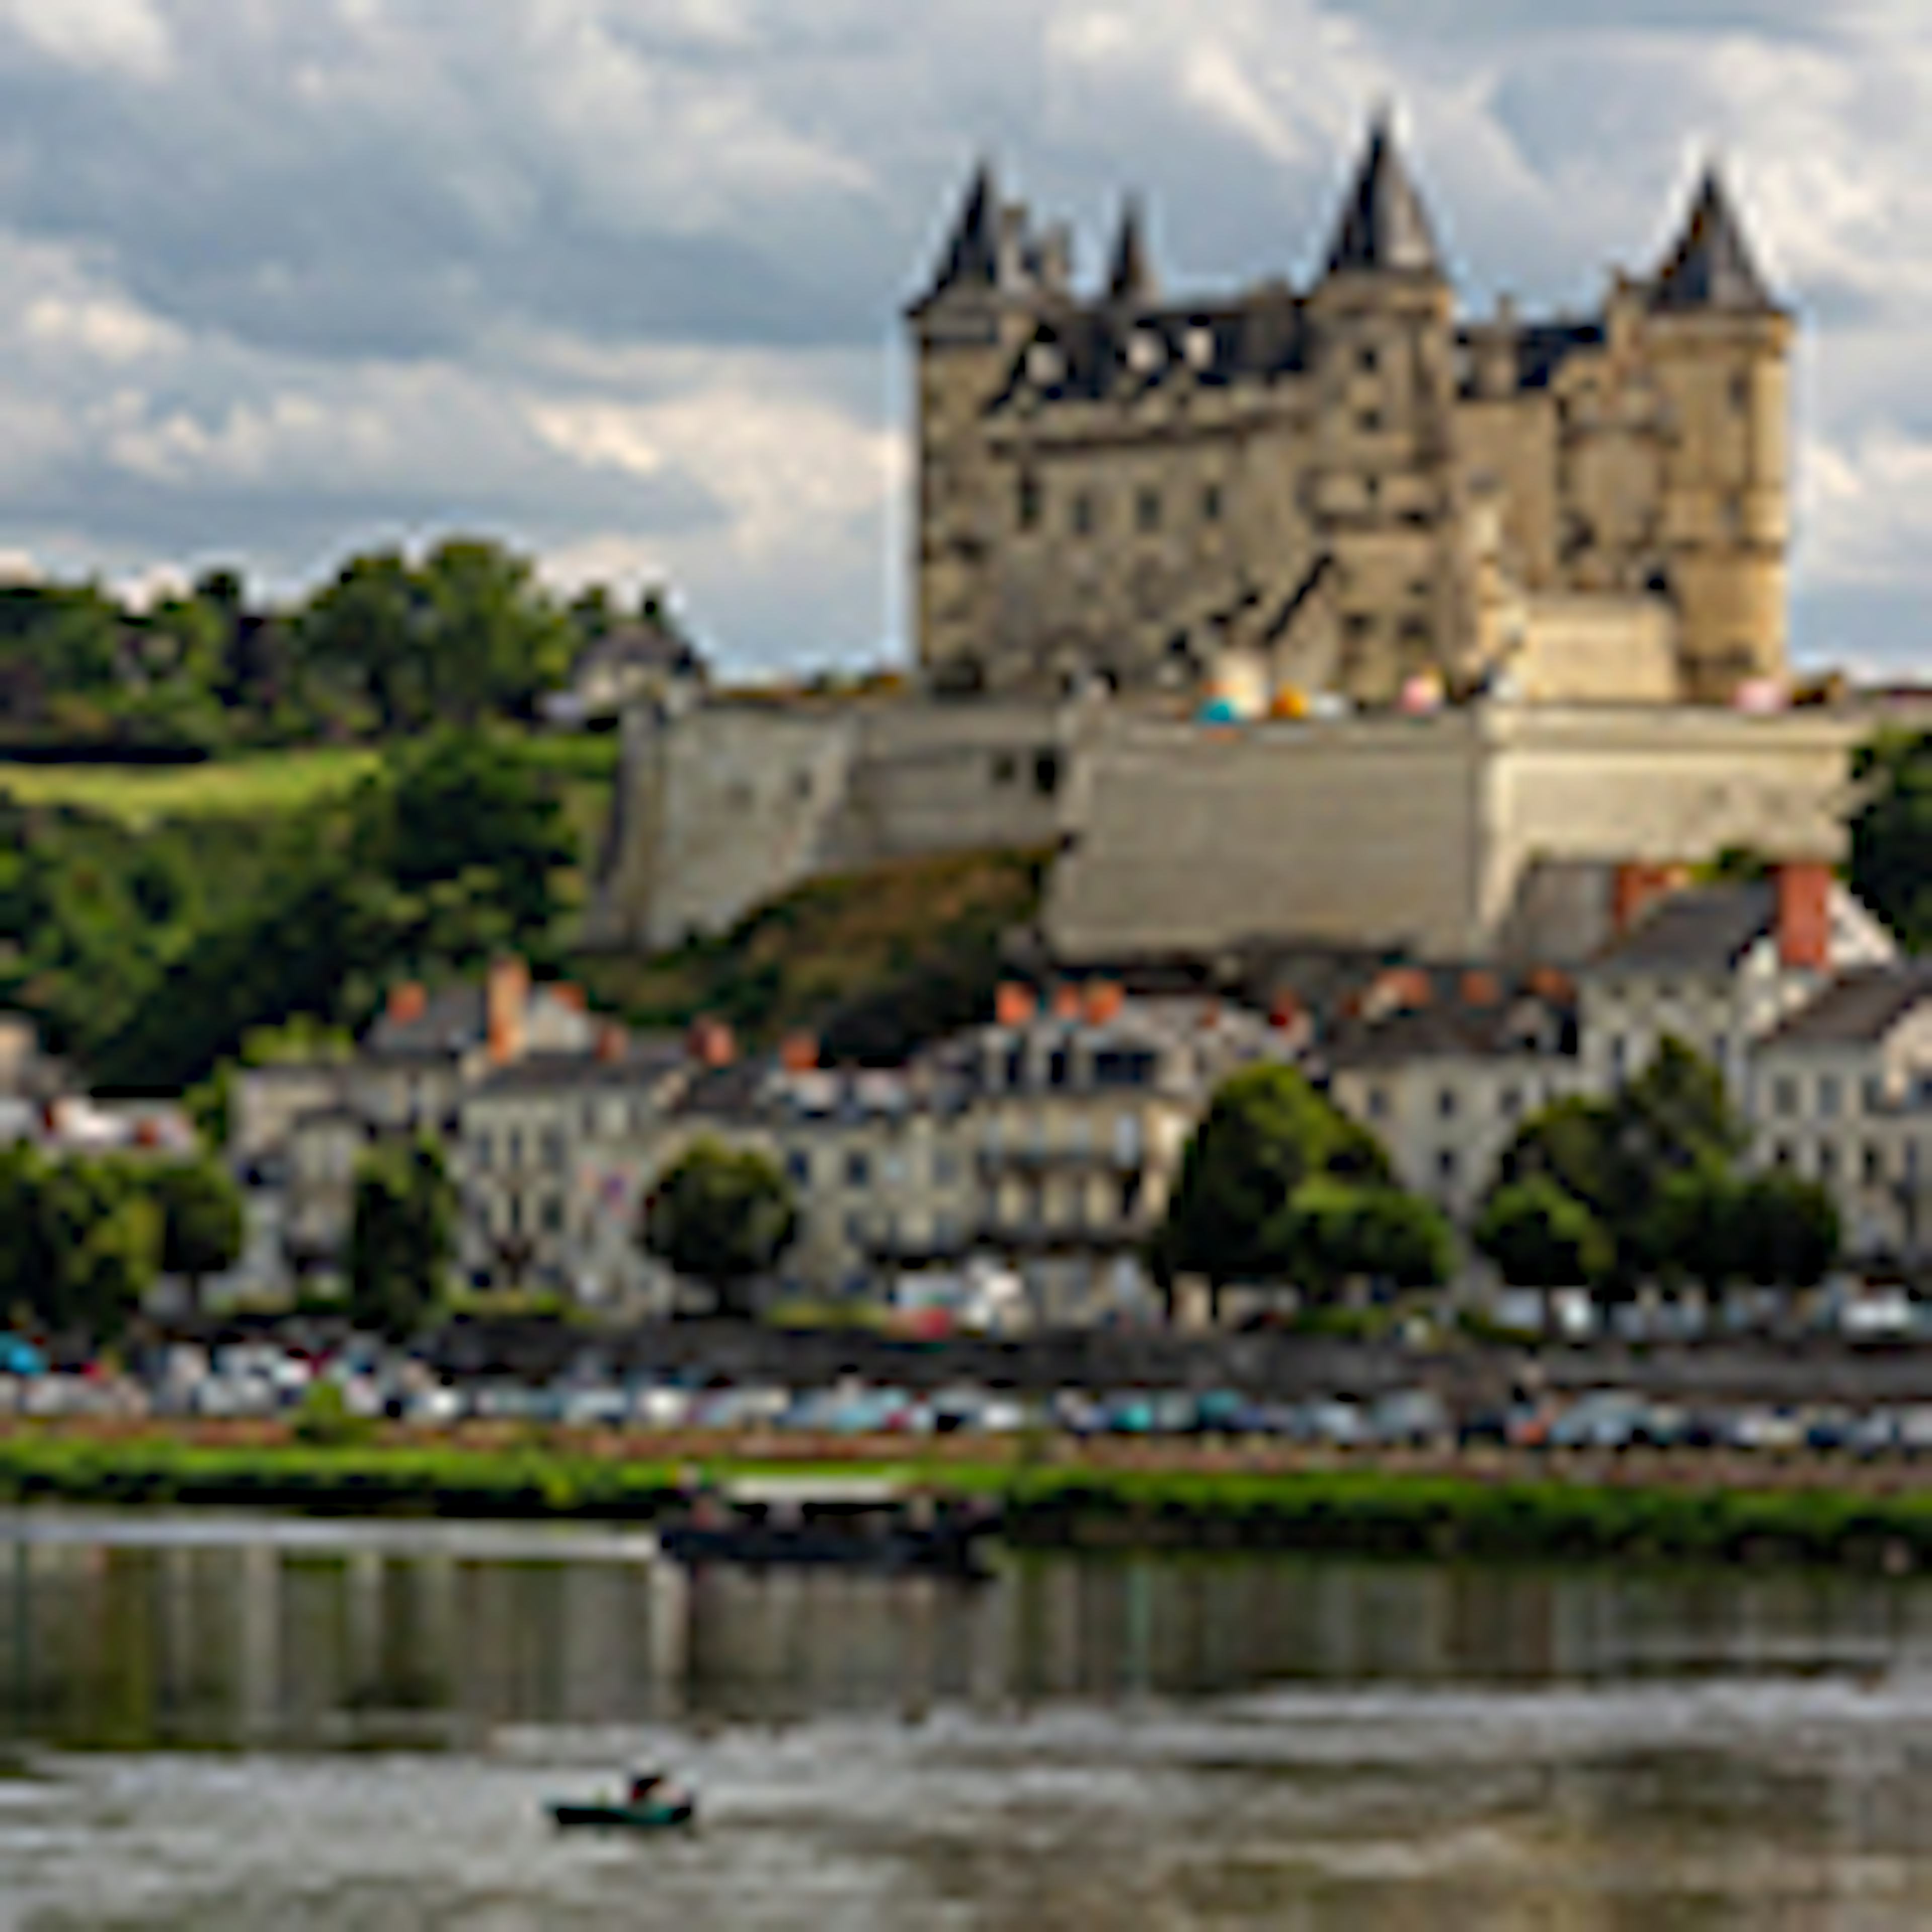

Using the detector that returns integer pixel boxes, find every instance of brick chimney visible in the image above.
[1526,966,1576,1005]
[995,983,1037,1027]
[780,1032,820,1073]
[1052,984,1084,1020]
[549,982,587,1013]
[595,1022,629,1065]
[387,981,428,1026]
[486,957,529,1066]
[1365,967,1432,1019]
[1776,860,1833,971]
[687,1016,737,1068]
[1082,982,1126,1026]
[1612,862,1688,936]
[1460,970,1503,1008]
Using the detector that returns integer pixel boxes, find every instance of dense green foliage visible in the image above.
[1475,1176,1614,1288]
[348,1138,456,1340]
[150,1159,247,1312]
[4,731,575,1089]
[1483,1039,1838,1296]
[1849,730,1932,950]
[1153,1066,1444,1312]
[639,1139,798,1318]
[0,539,673,756]
[0,1144,216,1341]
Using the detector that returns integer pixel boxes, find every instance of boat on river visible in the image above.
[548,1772,695,1831]
[657,1475,995,1579]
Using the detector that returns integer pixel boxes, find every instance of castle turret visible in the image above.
[909,162,1050,691]
[1105,196,1158,307]
[1643,165,1792,701]
[1306,115,1462,701]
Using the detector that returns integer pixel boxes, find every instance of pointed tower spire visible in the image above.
[1323,112,1442,277]
[923,159,1001,302]
[1107,195,1158,305]
[1650,165,1778,313]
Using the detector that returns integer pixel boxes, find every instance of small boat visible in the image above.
[658,1476,995,1579]
[548,1772,696,1831]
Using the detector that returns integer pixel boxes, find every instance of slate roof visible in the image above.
[1324,119,1443,277]
[1758,965,1932,1051]
[1590,882,1777,973]
[989,292,1310,412]
[920,162,1000,303]
[1325,998,1575,1070]
[467,1041,691,1101]
[363,986,487,1062]
[1650,167,1779,315]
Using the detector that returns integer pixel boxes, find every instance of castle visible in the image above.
[588,120,1870,972]
[911,120,1790,710]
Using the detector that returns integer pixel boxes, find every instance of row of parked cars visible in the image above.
[4,1337,1931,1457]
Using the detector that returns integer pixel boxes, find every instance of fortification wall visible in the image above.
[1046,705,1862,964]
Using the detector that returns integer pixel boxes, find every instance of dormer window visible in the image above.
[1027,342,1062,385]
[1128,331,1164,375]
[1184,326,1215,370]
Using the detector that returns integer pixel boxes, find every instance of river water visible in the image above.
[7,1514,1932,1927]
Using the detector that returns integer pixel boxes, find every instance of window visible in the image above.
[1201,481,1223,523]
[1034,749,1063,797]
[1358,410,1383,434]
[1437,1088,1458,1121]
[1863,1144,1884,1186]
[1819,1075,1842,1119]
[473,1133,494,1172]
[1819,1142,1839,1179]
[1017,470,1041,531]
[844,1150,872,1189]
[1772,1140,1794,1168]
[542,1129,566,1173]
[1865,1076,1886,1114]
[1436,1148,1459,1185]
[508,1129,525,1170]
[992,752,1018,786]
[1071,491,1095,537]
[932,1150,960,1187]
[541,1195,564,1235]
[1499,1086,1521,1121]
[1357,343,1379,372]
[1136,487,1161,533]
[1730,370,1750,413]
[1773,1076,1796,1118]
[1048,1048,1070,1090]
[1366,1085,1389,1122]
[785,1149,811,1187]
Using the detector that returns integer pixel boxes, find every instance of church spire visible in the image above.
[1106,195,1158,305]
[922,159,1001,302]
[1650,164,1778,313]
[1323,112,1442,278]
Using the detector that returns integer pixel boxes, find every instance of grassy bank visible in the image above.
[0,748,383,826]
[7,1431,1932,1571]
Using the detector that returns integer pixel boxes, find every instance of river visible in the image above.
[5,1512,1932,1926]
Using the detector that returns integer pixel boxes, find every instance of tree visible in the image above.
[1849,730,1932,951]
[1276,1178,1454,1303]
[348,1138,454,1339]
[32,1158,160,1343]
[1474,1178,1613,1290]
[150,1159,246,1313]
[1645,1159,1743,1293]
[1156,1065,1390,1314]
[639,1140,797,1319]
[1731,1171,1841,1290]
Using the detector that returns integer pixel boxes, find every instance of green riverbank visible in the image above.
[6,1434,1932,1571]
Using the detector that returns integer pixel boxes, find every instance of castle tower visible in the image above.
[1105,196,1158,307]
[1642,166,1792,700]
[908,163,1054,694]
[1303,117,1464,701]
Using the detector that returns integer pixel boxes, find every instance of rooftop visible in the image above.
[1759,964,1932,1051]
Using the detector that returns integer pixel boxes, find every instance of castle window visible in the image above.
[1399,615,1431,649]
[1017,470,1041,531]
[1071,491,1095,537]
[1723,495,1744,540]
[1136,487,1161,533]
[992,752,1018,785]
[1034,750,1063,797]
[1357,343,1379,372]
[1730,370,1750,413]
[1184,326,1216,370]
[1358,409,1383,434]
[1201,481,1223,523]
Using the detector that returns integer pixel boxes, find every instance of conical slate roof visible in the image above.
[1650,167,1778,313]
[923,160,1001,300]
[1107,196,1158,304]
[1324,118,1442,277]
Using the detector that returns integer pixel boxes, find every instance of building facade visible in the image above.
[910,120,1790,708]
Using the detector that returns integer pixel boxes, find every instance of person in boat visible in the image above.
[626,1769,666,1803]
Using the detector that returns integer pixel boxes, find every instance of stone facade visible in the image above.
[910,122,1790,708]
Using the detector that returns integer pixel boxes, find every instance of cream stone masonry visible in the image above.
[909,123,1790,708]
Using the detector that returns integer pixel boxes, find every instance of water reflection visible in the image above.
[6,1520,1932,1752]
[9,1520,1932,1926]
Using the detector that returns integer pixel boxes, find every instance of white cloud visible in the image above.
[0,0,172,80]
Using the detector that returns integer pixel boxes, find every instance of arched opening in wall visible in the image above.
[1645,567,1674,602]
[931,654,986,700]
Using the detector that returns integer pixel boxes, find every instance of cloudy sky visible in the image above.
[0,0,1924,674]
